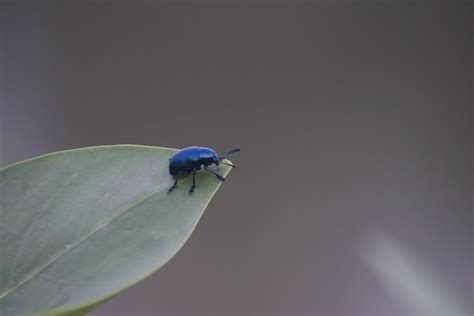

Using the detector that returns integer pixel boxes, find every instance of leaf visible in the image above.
[0,145,232,316]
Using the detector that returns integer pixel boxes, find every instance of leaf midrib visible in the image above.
[0,183,169,301]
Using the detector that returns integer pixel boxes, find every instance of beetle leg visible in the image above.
[167,176,178,194]
[204,167,225,181]
[189,169,197,194]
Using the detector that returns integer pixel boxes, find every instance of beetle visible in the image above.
[167,146,240,194]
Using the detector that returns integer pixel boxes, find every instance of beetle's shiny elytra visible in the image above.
[167,146,240,194]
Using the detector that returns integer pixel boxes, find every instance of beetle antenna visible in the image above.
[219,148,240,160]
[221,161,236,168]
[226,148,241,155]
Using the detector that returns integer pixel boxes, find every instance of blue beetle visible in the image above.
[167,146,240,194]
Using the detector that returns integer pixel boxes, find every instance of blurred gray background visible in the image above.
[1,2,472,316]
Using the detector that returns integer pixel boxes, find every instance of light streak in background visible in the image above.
[362,232,470,316]
[0,4,64,168]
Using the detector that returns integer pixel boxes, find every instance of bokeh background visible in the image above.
[1,2,472,316]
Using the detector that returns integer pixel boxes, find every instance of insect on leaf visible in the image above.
[0,145,233,316]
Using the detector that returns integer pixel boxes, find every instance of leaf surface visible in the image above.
[0,145,232,315]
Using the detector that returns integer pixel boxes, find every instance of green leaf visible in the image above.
[0,145,232,316]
